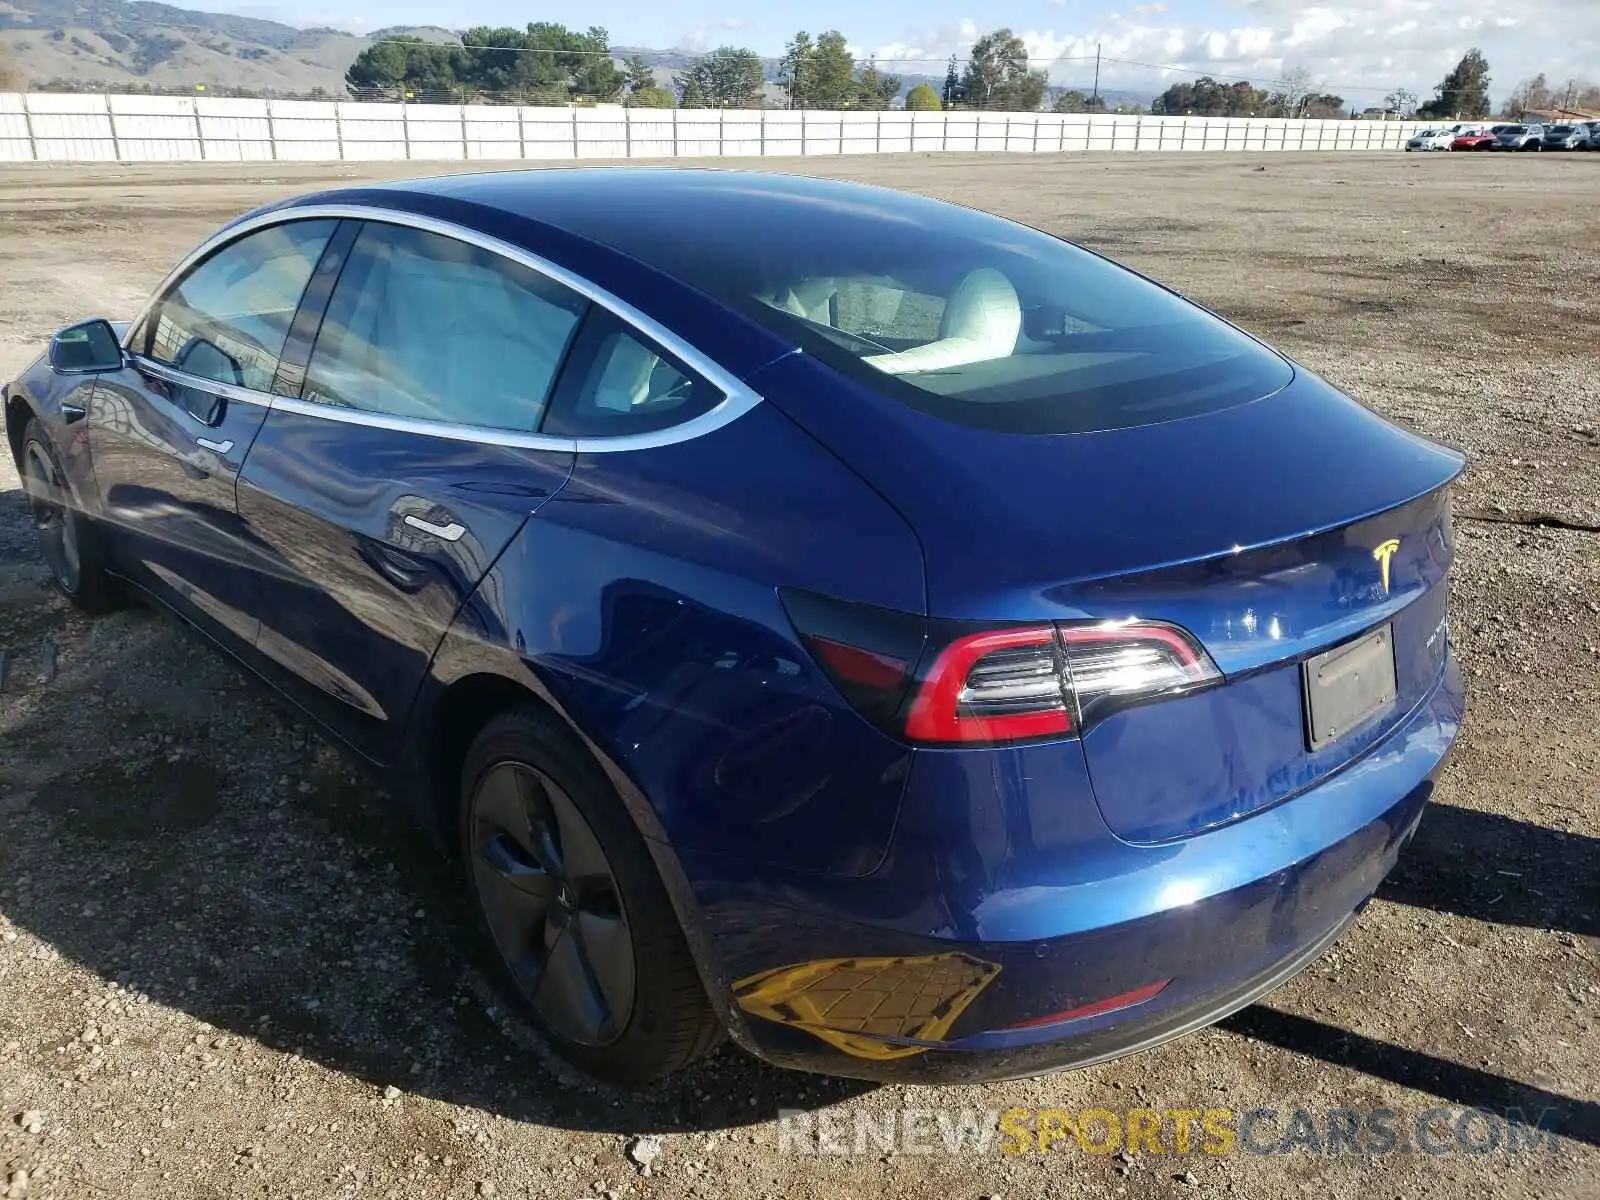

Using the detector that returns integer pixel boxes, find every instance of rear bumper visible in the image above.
[681,653,1464,1083]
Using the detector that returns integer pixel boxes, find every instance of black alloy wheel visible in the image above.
[23,434,81,595]
[467,760,637,1047]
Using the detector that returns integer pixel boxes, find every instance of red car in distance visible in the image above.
[1452,129,1500,150]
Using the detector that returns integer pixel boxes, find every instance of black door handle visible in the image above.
[358,536,432,594]
[60,403,87,425]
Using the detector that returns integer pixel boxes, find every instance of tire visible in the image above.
[20,418,123,614]
[458,704,723,1086]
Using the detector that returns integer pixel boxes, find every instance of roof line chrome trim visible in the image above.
[123,203,764,454]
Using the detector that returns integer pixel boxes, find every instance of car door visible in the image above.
[84,217,342,653]
[235,218,584,765]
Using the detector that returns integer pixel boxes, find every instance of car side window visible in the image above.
[141,219,337,393]
[542,310,721,438]
[302,222,588,432]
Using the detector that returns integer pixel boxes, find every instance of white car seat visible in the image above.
[864,267,1022,375]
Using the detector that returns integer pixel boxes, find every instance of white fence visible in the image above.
[0,93,1434,164]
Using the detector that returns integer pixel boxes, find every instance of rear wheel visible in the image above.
[458,705,723,1085]
[21,419,121,613]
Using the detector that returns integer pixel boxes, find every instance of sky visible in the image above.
[213,0,1600,104]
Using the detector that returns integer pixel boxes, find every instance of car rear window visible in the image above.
[616,189,1292,434]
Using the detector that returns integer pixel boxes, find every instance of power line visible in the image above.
[1092,56,1400,95]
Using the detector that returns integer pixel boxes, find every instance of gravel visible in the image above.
[0,152,1596,1199]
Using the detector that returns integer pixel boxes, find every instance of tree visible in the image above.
[559,26,625,102]
[1502,72,1598,117]
[625,55,657,95]
[453,24,623,100]
[905,83,941,111]
[351,24,627,102]
[683,46,764,108]
[1267,65,1313,117]
[1503,73,1550,116]
[1302,93,1346,119]
[853,59,900,110]
[1417,48,1490,119]
[1152,76,1271,117]
[941,54,963,108]
[678,75,708,108]
[961,29,1046,111]
[1383,87,1418,117]
[457,27,542,94]
[784,30,855,109]
[780,32,814,108]
[1554,77,1600,111]
[346,36,471,96]
[628,86,676,108]
[1052,89,1106,114]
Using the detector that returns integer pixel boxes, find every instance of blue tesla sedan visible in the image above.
[4,169,1465,1085]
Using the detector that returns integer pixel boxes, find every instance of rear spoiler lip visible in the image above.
[1041,455,1465,590]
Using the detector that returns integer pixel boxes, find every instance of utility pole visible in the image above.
[1091,42,1101,106]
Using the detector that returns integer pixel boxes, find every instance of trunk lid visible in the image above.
[750,354,1465,841]
[1067,487,1455,841]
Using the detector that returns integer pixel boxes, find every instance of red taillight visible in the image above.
[902,621,1221,746]
[782,590,1222,747]
[904,627,1072,743]
[1058,621,1221,727]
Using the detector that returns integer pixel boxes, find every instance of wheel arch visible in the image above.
[4,387,37,473]
[403,652,757,1054]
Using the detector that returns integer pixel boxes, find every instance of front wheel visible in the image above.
[20,419,122,613]
[458,705,723,1085]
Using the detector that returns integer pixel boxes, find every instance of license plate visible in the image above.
[1303,624,1398,751]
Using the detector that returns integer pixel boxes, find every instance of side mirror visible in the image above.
[49,319,124,375]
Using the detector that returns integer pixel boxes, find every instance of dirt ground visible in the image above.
[0,151,1596,1200]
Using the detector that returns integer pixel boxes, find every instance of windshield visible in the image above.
[1549,127,1574,135]
[638,189,1293,434]
[1501,126,1527,135]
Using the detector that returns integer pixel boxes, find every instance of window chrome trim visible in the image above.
[267,393,581,451]
[130,355,277,408]
[124,203,765,454]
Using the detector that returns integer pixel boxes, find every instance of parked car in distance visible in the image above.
[1450,128,1500,150]
[4,169,1468,1087]
[1541,125,1587,151]
[1406,128,1457,151]
[1580,122,1600,149]
[1490,124,1546,150]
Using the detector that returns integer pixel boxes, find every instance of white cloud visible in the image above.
[675,19,758,51]
[868,1,1600,106]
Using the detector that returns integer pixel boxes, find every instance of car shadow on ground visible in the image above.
[1378,801,1598,937]
[1220,1007,1600,1148]
[0,685,877,1132]
[0,540,874,1132]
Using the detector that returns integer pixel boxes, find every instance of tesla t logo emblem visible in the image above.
[1373,538,1401,595]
